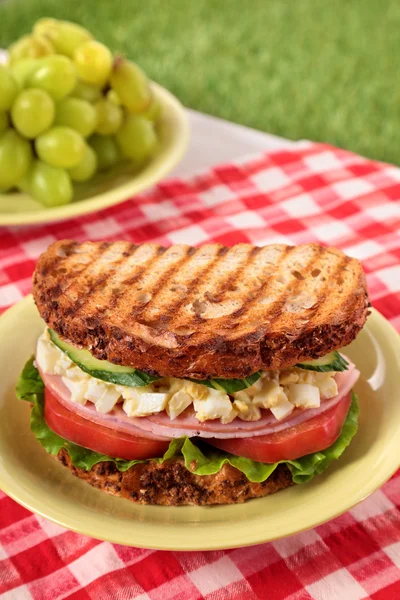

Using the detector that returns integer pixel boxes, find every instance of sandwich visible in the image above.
[16,240,369,506]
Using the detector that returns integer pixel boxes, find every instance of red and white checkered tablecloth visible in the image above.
[0,142,399,600]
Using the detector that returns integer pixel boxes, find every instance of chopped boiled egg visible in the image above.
[317,376,338,400]
[184,380,208,401]
[270,396,295,421]
[123,389,169,417]
[62,376,89,405]
[232,392,262,421]
[279,370,300,385]
[247,380,294,421]
[53,352,73,375]
[252,380,288,409]
[243,377,264,396]
[286,383,320,409]
[193,388,233,422]
[36,332,61,373]
[220,407,239,424]
[84,378,121,413]
[166,390,192,420]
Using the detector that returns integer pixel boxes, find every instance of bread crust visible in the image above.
[56,448,293,506]
[33,240,370,379]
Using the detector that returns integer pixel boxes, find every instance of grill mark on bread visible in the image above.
[33,240,370,378]
[37,240,86,300]
[167,245,262,328]
[82,257,126,314]
[68,245,125,318]
[60,243,134,319]
[193,246,260,313]
[263,245,325,330]
[150,246,227,326]
[42,257,92,304]
[130,246,198,320]
[61,244,109,303]
[93,245,158,315]
[204,245,263,308]
[99,247,151,312]
[332,255,364,321]
[122,243,138,257]
[304,253,349,325]
[225,245,293,324]
[273,250,351,336]
[109,246,193,324]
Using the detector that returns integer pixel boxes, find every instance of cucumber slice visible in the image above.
[189,372,262,394]
[48,329,160,387]
[296,351,348,372]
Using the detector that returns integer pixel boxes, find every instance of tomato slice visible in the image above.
[207,392,352,463]
[44,387,171,460]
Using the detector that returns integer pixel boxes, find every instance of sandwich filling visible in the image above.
[17,355,360,485]
[25,327,360,470]
[36,328,341,424]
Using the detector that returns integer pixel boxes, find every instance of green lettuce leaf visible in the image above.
[17,357,359,483]
[16,357,45,402]
[180,437,278,481]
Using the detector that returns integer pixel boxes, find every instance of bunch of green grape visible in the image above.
[0,18,160,207]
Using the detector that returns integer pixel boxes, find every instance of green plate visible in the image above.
[0,297,399,550]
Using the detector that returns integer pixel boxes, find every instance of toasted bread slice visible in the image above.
[33,240,369,379]
[56,448,293,505]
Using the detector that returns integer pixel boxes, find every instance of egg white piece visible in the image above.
[287,383,321,409]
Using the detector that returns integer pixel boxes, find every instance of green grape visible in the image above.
[33,17,58,31]
[34,18,92,57]
[110,56,151,113]
[55,97,97,138]
[17,171,31,194]
[28,55,77,100]
[0,130,32,190]
[71,80,102,103]
[11,58,41,88]
[0,112,9,135]
[0,67,18,112]
[106,89,121,105]
[115,114,157,162]
[142,95,161,122]
[94,99,122,135]
[89,134,120,170]
[69,144,97,181]
[9,34,54,64]
[29,160,73,206]
[73,41,112,86]
[11,88,55,139]
[35,126,85,168]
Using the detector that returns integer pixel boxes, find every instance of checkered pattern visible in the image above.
[1,142,399,599]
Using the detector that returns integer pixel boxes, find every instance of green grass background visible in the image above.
[0,0,398,164]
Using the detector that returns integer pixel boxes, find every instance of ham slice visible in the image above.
[40,370,171,441]
[39,359,359,441]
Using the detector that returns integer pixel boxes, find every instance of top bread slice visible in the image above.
[32,240,369,379]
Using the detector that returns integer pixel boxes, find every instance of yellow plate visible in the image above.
[0,83,189,226]
[0,296,399,550]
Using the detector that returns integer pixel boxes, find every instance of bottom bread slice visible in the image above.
[57,448,293,506]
